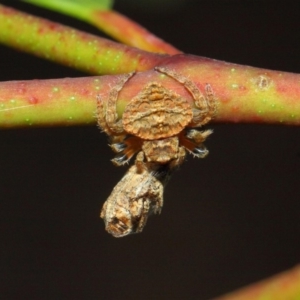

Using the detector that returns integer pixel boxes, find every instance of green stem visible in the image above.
[1,55,300,128]
[0,76,105,127]
[23,0,181,54]
[0,5,299,128]
[0,4,167,75]
[88,10,180,54]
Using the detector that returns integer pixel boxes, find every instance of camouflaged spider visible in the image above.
[97,66,216,169]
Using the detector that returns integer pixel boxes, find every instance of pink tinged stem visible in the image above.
[0,44,300,127]
[159,55,300,126]
[0,53,299,128]
[0,76,113,128]
[0,4,168,75]
[90,10,181,54]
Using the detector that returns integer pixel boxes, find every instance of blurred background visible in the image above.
[0,1,299,299]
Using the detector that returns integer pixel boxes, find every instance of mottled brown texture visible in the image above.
[122,82,192,140]
[97,68,216,236]
[96,67,216,167]
[97,72,135,136]
[100,152,164,238]
[155,66,217,126]
[142,136,185,165]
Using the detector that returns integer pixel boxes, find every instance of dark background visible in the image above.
[0,1,300,299]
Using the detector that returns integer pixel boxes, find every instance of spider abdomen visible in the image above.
[142,137,180,164]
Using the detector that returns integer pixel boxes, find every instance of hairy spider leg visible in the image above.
[179,129,213,158]
[96,94,115,136]
[105,72,135,133]
[155,66,215,126]
[110,135,143,166]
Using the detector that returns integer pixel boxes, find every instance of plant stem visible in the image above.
[0,4,167,75]
[89,10,181,54]
[1,55,300,128]
[166,55,300,126]
[23,0,181,54]
[0,75,109,128]
[0,5,299,128]
[212,265,300,300]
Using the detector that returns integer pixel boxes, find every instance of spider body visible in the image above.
[97,66,216,169]
[122,82,193,140]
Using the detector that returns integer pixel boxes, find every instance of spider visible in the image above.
[97,66,216,169]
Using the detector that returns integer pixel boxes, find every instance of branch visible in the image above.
[212,265,300,300]
[23,0,181,54]
[0,4,167,75]
[0,76,104,127]
[1,55,299,128]
[0,4,299,128]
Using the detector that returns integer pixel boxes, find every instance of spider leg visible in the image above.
[186,128,213,143]
[155,66,216,127]
[169,146,186,170]
[132,197,150,233]
[96,94,114,135]
[105,72,135,134]
[179,129,212,158]
[134,151,147,174]
[201,83,217,124]
[110,135,143,167]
